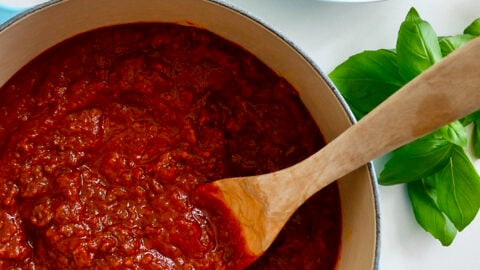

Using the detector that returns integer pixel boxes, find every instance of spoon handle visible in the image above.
[295,36,480,199]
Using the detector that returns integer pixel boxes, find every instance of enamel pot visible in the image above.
[0,0,380,268]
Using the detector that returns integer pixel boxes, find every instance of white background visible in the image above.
[221,0,480,269]
[1,0,480,269]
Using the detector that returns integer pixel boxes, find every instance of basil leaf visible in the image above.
[331,7,480,246]
[379,131,453,185]
[329,49,403,119]
[408,180,457,246]
[439,34,476,56]
[426,147,480,231]
[396,8,443,82]
[472,119,480,158]
[462,111,480,158]
[460,110,480,126]
[438,121,468,147]
[464,18,480,36]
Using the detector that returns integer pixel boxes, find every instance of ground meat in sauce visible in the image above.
[0,23,341,269]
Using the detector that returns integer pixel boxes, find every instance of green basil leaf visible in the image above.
[396,8,443,82]
[462,111,480,158]
[464,18,480,36]
[460,110,480,126]
[439,34,476,56]
[408,180,457,246]
[379,131,453,185]
[472,119,480,158]
[332,7,480,245]
[460,111,480,158]
[329,49,403,119]
[438,121,468,147]
[426,147,480,231]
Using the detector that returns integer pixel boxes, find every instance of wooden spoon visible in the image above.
[197,37,480,267]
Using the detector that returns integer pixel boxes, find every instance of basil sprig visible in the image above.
[329,7,480,245]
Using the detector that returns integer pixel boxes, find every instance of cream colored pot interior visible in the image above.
[0,0,378,269]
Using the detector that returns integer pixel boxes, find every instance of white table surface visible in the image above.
[2,1,480,269]
[219,0,480,269]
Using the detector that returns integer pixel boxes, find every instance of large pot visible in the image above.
[0,0,380,268]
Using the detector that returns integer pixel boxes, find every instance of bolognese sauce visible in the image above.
[0,23,341,269]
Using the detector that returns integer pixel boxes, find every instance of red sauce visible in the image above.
[0,23,341,269]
